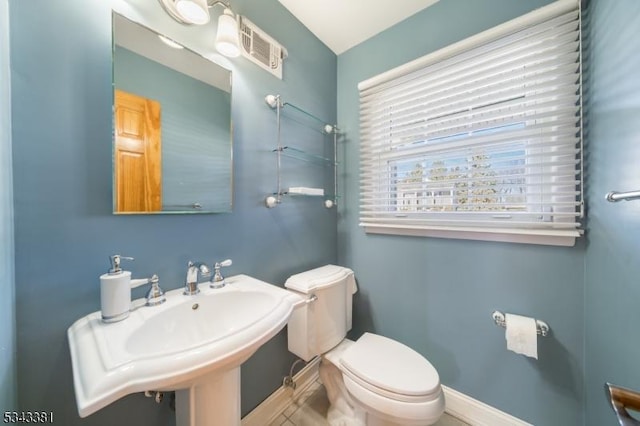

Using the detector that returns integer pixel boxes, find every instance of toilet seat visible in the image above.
[339,333,441,403]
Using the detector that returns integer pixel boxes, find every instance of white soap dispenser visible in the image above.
[100,255,149,323]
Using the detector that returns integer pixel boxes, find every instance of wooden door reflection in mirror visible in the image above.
[114,90,162,212]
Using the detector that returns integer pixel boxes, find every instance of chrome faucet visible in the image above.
[184,261,211,295]
[210,259,232,289]
[145,275,166,306]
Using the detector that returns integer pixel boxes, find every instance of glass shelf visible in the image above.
[272,146,336,166]
[271,191,340,201]
[268,191,340,208]
[282,102,335,134]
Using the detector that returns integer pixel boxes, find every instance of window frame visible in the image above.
[358,0,583,247]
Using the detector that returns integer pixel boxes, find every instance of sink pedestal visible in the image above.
[175,367,241,426]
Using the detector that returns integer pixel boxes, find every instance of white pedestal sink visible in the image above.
[68,274,304,425]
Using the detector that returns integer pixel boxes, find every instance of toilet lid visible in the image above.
[340,333,440,398]
[284,264,356,294]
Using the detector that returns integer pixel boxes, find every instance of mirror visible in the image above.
[112,13,232,214]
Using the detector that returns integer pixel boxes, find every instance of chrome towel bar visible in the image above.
[606,190,640,202]
[492,311,550,337]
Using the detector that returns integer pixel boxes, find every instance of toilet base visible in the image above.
[319,355,444,426]
[352,395,444,426]
[320,359,366,426]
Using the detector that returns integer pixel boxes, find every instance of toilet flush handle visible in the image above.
[305,294,318,304]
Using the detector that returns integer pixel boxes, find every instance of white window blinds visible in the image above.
[358,0,583,246]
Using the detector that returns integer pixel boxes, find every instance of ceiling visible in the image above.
[277,0,440,55]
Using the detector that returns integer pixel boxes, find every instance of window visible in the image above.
[358,0,583,246]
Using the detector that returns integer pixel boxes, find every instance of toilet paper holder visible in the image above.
[492,311,550,337]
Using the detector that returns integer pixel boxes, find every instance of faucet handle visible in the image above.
[210,259,232,289]
[145,274,166,306]
[217,259,232,268]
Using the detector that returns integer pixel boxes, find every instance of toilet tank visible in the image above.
[285,265,357,362]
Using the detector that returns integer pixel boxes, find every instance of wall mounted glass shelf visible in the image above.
[264,94,340,209]
[268,191,340,209]
[272,146,337,166]
[281,102,335,134]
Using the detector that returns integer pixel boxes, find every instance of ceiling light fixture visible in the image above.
[158,0,241,58]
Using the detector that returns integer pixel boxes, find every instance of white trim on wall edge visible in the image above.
[442,385,533,426]
[241,358,532,426]
[241,357,320,426]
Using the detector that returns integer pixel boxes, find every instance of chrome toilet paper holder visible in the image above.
[492,310,550,337]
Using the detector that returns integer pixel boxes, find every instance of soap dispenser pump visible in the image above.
[100,255,150,323]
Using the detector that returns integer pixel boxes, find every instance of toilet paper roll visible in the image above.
[505,313,538,359]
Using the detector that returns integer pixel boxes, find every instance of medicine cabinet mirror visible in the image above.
[112,13,233,214]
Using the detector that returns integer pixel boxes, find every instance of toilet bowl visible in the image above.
[285,265,445,426]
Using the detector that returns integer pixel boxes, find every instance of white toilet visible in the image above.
[285,265,445,426]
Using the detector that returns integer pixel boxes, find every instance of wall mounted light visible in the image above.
[215,8,240,57]
[158,0,240,58]
[175,0,210,24]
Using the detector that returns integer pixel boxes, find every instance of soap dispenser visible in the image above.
[100,255,150,323]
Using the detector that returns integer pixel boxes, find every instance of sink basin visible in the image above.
[126,290,277,357]
[68,274,304,423]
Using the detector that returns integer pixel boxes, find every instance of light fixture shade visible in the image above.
[175,0,210,25]
[215,9,240,58]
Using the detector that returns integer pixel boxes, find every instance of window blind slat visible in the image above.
[362,124,579,159]
[363,144,580,167]
[360,38,580,114]
[366,105,579,146]
[361,79,580,135]
[361,79,580,138]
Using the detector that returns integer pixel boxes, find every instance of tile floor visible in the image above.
[268,380,469,426]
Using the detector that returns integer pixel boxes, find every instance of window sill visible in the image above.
[360,223,581,247]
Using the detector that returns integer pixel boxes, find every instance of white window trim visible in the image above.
[358,0,583,247]
[362,224,579,247]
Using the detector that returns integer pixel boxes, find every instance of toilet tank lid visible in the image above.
[340,333,440,397]
[285,264,357,294]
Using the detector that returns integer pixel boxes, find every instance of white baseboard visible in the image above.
[242,357,320,426]
[442,385,532,426]
[242,359,531,426]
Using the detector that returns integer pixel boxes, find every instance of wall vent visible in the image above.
[239,16,287,80]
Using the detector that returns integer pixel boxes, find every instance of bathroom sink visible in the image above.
[68,274,304,421]
[125,290,277,357]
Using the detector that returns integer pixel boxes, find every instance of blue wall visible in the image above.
[584,0,640,424]
[0,0,16,412]
[336,1,586,424]
[9,0,336,424]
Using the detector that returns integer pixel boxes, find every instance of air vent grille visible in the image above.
[239,16,287,79]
